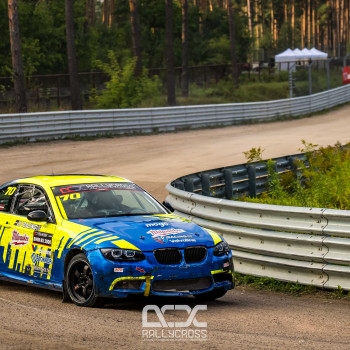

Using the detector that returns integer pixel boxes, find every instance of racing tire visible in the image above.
[194,288,227,301]
[65,253,102,307]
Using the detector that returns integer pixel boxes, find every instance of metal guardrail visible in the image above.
[166,152,350,290]
[1,84,350,144]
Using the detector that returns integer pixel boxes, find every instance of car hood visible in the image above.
[69,214,219,251]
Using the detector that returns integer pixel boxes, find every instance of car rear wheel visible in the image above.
[194,288,227,301]
[65,253,101,307]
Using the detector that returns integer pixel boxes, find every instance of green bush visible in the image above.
[241,142,350,209]
[91,52,162,109]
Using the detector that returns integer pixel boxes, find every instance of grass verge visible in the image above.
[235,273,350,300]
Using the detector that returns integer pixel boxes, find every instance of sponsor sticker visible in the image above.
[145,222,169,228]
[10,230,30,247]
[33,266,51,274]
[147,229,185,237]
[31,253,52,265]
[0,204,5,211]
[223,262,230,268]
[136,267,145,273]
[33,231,53,247]
[114,268,124,273]
[52,183,138,196]
[153,234,196,244]
[32,245,52,256]
[14,220,41,231]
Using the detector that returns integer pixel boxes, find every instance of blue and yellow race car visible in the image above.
[0,175,234,306]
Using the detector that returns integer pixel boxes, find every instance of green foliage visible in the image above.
[241,142,350,210]
[21,38,43,80]
[205,36,231,65]
[91,52,161,109]
[243,147,264,163]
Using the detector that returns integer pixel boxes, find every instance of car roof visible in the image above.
[16,175,131,187]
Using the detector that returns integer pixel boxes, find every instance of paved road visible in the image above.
[1,104,350,349]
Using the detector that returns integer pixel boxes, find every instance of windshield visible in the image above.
[51,182,166,220]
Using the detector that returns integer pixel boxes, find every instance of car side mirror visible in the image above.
[162,201,174,213]
[27,210,48,222]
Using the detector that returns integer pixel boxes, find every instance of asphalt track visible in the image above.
[1,104,350,349]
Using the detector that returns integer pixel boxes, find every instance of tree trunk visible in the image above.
[337,0,341,56]
[291,0,295,48]
[260,0,264,37]
[65,0,82,110]
[129,0,142,76]
[332,0,337,56]
[181,0,189,97]
[312,0,316,47]
[166,0,176,106]
[247,0,252,37]
[307,0,311,48]
[103,0,109,28]
[227,0,238,87]
[271,0,274,47]
[254,0,259,48]
[8,0,27,113]
[109,0,114,27]
[84,0,95,33]
[284,0,287,23]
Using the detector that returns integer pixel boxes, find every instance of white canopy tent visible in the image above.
[275,48,328,71]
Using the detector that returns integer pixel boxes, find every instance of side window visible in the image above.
[0,185,17,213]
[14,185,50,217]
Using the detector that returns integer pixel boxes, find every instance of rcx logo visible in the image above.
[142,305,207,341]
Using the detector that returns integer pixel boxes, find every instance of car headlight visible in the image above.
[101,248,146,262]
[213,240,230,256]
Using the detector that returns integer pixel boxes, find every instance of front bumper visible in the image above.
[87,248,235,298]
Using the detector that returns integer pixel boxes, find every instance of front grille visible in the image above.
[184,246,207,263]
[153,277,211,292]
[154,248,182,265]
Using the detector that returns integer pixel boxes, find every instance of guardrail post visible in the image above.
[247,165,257,197]
[184,178,194,193]
[288,63,296,98]
[173,180,185,190]
[224,169,233,199]
[201,174,210,197]
[308,61,315,95]
[288,157,298,178]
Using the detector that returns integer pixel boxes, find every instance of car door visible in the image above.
[0,183,19,273]
[7,184,56,282]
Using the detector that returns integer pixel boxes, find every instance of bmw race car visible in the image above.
[0,175,234,306]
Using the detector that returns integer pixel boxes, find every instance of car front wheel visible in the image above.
[65,253,101,307]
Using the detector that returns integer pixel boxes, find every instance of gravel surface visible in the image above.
[1,104,350,349]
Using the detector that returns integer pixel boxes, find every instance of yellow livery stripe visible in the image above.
[207,229,222,245]
[111,239,140,251]
[81,234,114,248]
[67,229,97,248]
[75,231,107,245]
[94,236,119,244]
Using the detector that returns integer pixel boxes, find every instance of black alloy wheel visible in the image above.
[65,253,101,307]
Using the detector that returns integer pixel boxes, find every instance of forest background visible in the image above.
[2,0,349,112]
